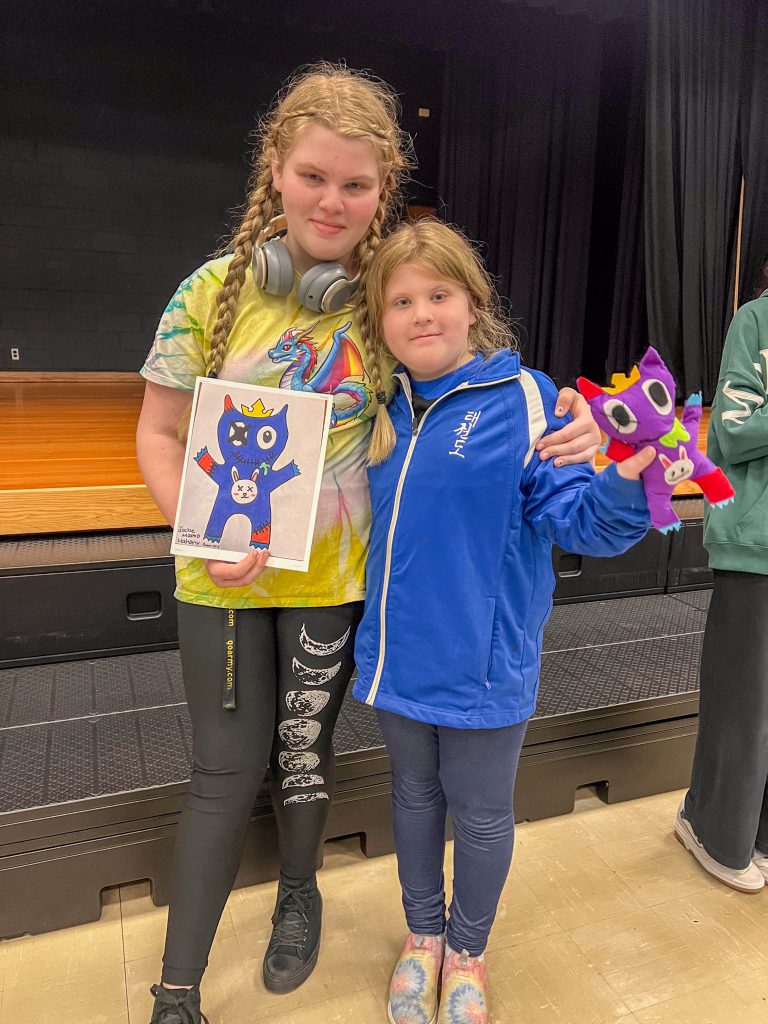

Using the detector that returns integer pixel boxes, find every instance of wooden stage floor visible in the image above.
[1,374,711,537]
[1,374,165,536]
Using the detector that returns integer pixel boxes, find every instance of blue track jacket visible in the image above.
[353,350,650,728]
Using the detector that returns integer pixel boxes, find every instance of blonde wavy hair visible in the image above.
[205,62,410,381]
[174,64,411,440]
[361,218,518,464]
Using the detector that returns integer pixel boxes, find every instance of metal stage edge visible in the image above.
[0,510,709,939]
[0,671,700,940]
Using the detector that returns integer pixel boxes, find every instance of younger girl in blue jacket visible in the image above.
[353,219,654,1024]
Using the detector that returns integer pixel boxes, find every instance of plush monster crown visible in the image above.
[577,364,641,399]
[577,346,673,404]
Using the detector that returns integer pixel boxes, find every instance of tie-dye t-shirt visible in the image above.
[140,255,378,609]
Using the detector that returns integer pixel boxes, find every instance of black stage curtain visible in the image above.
[605,21,647,379]
[645,0,749,401]
[439,5,605,384]
[738,0,768,303]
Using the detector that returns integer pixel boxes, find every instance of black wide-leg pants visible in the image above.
[685,570,768,869]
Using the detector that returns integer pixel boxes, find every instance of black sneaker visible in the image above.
[262,875,323,993]
[148,984,209,1024]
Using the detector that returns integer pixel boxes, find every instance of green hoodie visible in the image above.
[703,290,768,574]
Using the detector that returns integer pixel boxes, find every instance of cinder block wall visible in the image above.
[0,136,243,370]
[0,4,442,373]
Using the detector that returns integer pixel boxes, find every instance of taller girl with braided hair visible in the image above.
[136,64,601,1024]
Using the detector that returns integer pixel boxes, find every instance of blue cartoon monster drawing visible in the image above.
[194,394,300,549]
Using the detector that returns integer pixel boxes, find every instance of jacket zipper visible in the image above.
[363,370,520,706]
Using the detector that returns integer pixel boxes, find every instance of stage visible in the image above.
[0,373,711,536]
[0,373,714,938]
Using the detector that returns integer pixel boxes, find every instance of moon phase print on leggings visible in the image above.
[270,603,363,875]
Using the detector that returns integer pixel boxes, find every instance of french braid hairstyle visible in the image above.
[361,218,519,465]
[206,62,410,380]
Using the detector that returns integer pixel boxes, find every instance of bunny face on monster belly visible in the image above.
[659,446,694,486]
[230,467,259,504]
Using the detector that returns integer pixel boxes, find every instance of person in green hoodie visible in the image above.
[675,261,768,892]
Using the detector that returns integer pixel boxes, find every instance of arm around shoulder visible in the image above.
[135,380,192,525]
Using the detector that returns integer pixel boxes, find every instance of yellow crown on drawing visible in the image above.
[241,399,274,418]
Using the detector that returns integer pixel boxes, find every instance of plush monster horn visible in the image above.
[576,377,603,400]
[639,346,666,372]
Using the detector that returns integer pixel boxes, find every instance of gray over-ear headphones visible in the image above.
[252,215,359,314]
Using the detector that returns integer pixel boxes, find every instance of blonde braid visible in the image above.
[206,175,275,378]
[354,198,397,465]
[367,357,397,465]
[354,197,386,380]
[175,176,274,442]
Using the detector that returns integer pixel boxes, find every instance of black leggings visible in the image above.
[162,600,363,986]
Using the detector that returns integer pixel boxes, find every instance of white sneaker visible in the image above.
[752,849,768,882]
[674,803,764,893]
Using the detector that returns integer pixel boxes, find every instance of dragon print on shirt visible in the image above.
[268,320,371,429]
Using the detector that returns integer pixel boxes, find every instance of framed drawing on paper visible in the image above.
[171,377,333,571]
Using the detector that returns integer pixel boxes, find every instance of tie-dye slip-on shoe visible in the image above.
[388,932,446,1024]
[436,946,489,1024]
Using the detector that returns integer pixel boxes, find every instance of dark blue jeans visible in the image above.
[377,710,528,957]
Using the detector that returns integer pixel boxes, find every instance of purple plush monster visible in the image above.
[577,346,735,533]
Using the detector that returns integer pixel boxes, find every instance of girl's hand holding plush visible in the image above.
[615,445,657,480]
